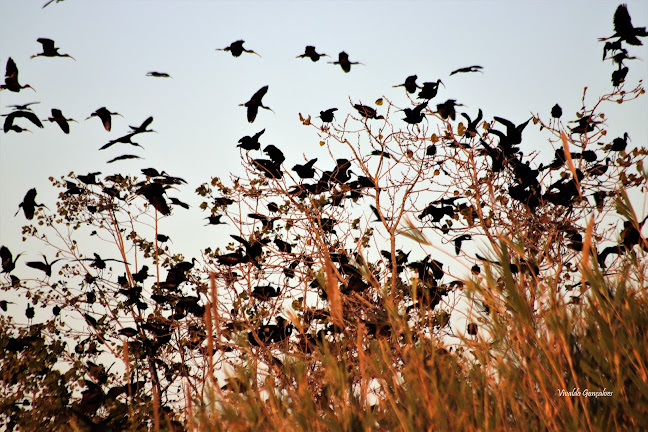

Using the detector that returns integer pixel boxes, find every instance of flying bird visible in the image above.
[599,4,648,46]
[329,51,362,73]
[297,46,328,62]
[292,158,318,179]
[401,102,428,124]
[48,108,76,134]
[217,40,260,57]
[31,38,75,60]
[3,110,43,133]
[240,85,272,123]
[26,254,64,277]
[15,188,45,220]
[393,75,421,94]
[107,154,142,164]
[418,80,444,100]
[1,246,23,273]
[86,107,122,131]
[449,65,483,75]
[1,58,34,92]
[146,71,171,78]
[129,116,155,134]
[7,101,40,111]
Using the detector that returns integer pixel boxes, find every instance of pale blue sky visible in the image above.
[1,0,647,267]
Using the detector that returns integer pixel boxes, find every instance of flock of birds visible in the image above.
[2,4,647,332]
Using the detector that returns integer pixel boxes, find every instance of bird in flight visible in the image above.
[599,4,647,46]
[86,107,122,131]
[449,65,483,76]
[297,46,328,62]
[240,85,273,123]
[15,188,46,220]
[329,51,362,73]
[3,110,43,133]
[393,75,421,94]
[48,108,77,134]
[31,38,75,60]
[217,40,260,57]
[146,71,171,78]
[1,58,35,92]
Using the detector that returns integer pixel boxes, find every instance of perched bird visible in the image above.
[329,51,362,73]
[393,75,421,94]
[1,246,23,273]
[292,158,318,179]
[353,104,384,120]
[461,109,483,137]
[611,66,629,87]
[146,71,171,78]
[48,108,76,134]
[86,107,122,131]
[1,58,35,92]
[610,132,630,151]
[240,86,272,123]
[3,110,43,133]
[569,115,602,135]
[297,46,328,62]
[599,4,648,46]
[26,254,64,277]
[31,38,75,60]
[450,65,483,76]
[237,129,265,151]
[602,40,623,60]
[551,104,563,119]
[264,144,285,165]
[418,80,444,100]
[217,40,260,57]
[15,188,45,220]
[319,108,338,123]
[251,285,281,301]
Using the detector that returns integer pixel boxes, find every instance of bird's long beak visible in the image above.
[439,80,446,88]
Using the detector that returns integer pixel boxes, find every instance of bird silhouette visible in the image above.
[393,75,421,94]
[241,86,272,123]
[205,215,225,226]
[263,144,285,165]
[129,116,155,134]
[610,132,630,151]
[132,265,149,283]
[248,213,279,230]
[602,40,623,60]
[1,246,23,273]
[329,51,362,73]
[1,58,34,92]
[599,4,647,46]
[450,65,483,75]
[3,110,43,133]
[48,108,76,134]
[292,158,318,179]
[135,182,171,215]
[107,154,142,163]
[15,188,46,220]
[146,71,171,78]
[26,254,64,277]
[461,109,483,138]
[401,102,428,124]
[453,234,472,255]
[611,66,629,87]
[237,129,265,150]
[436,99,462,121]
[100,133,144,150]
[7,101,40,111]
[418,80,444,100]
[297,46,328,62]
[86,107,122,131]
[319,108,338,123]
[569,115,601,135]
[551,104,563,120]
[353,104,384,120]
[251,285,281,301]
[31,38,75,60]
[217,40,260,57]
[83,252,127,270]
[489,116,530,152]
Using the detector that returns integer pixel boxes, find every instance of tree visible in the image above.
[2,4,648,431]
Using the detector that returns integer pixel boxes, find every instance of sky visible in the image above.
[1,0,647,284]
